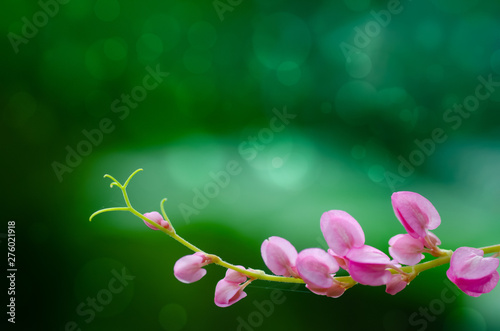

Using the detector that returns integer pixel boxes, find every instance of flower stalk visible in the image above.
[90,169,500,306]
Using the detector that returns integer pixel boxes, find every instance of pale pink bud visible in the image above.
[214,267,249,307]
[346,245,393,286]
[446,247,499,297]
[143,211,172,231]
[389,234,425,266]
[391,192,440,239]
[385,274,408,295]
[296,248,339,289]
[261,236,298,277]
[320,210,365,257]
[174,252,211,283]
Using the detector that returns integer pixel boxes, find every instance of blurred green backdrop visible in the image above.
[2,0,500,330]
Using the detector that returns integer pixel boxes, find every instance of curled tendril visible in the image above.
[89,168,144,222]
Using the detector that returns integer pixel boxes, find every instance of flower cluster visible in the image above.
[91,170,500,309]
[159,191,499,306]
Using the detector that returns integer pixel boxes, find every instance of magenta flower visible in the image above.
[296,248,339,289]
[446,247,499,297]
[389,234,425,266]
[345,245,394,286]
[391,192,440,239]
[320,210,365,257]
[143,211,172,231]
[296,248,345,298]
[261,236,298,277]
[174,252,212,283]
[214,267,250,307]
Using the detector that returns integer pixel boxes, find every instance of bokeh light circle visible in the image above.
[136,33,163,62]
[368,164,385,183]
[104,38,127,61]
[345,51,372,78]
[253,12,311,69]
[415,20,443,51]
[143,14,181,52]
[85,39,127,80]
[449,16,498,73]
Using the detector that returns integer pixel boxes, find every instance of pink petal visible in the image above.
[450,247,499,279]
[320,210,365,257]
[446,247,499,297]
[346,245,392,264]
[224,267,248,284]
[385,274,407,295]
[328,249,349,270]
[388,234,425,266]
[296,248,339,289]
[214,279,247,307]
[391,192,440,239]
[346,245,392,286]
[306,280,346,298]
[452,272,499,297]
[173,252,209,283]
[261,236,298,277]
[421,231,441,249]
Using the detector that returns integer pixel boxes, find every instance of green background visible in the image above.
[2,0,500,330]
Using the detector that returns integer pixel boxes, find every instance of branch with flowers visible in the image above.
[90,169,500,307]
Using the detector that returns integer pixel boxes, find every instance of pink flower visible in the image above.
[296,248,345,298]
[261,236,298,277]
[446,247,499,297]
[214,267,250,307]
[143,211,172,231]
[174,252,212,283]
[345,245,394,286]
[385,274,408,295]
[320,210,365,257]
[391,192,440,239]
[389,234,425,266]
[296,248,339,289]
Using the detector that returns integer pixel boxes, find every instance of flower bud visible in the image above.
[143,211,172,231]
[174,252,211,283]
